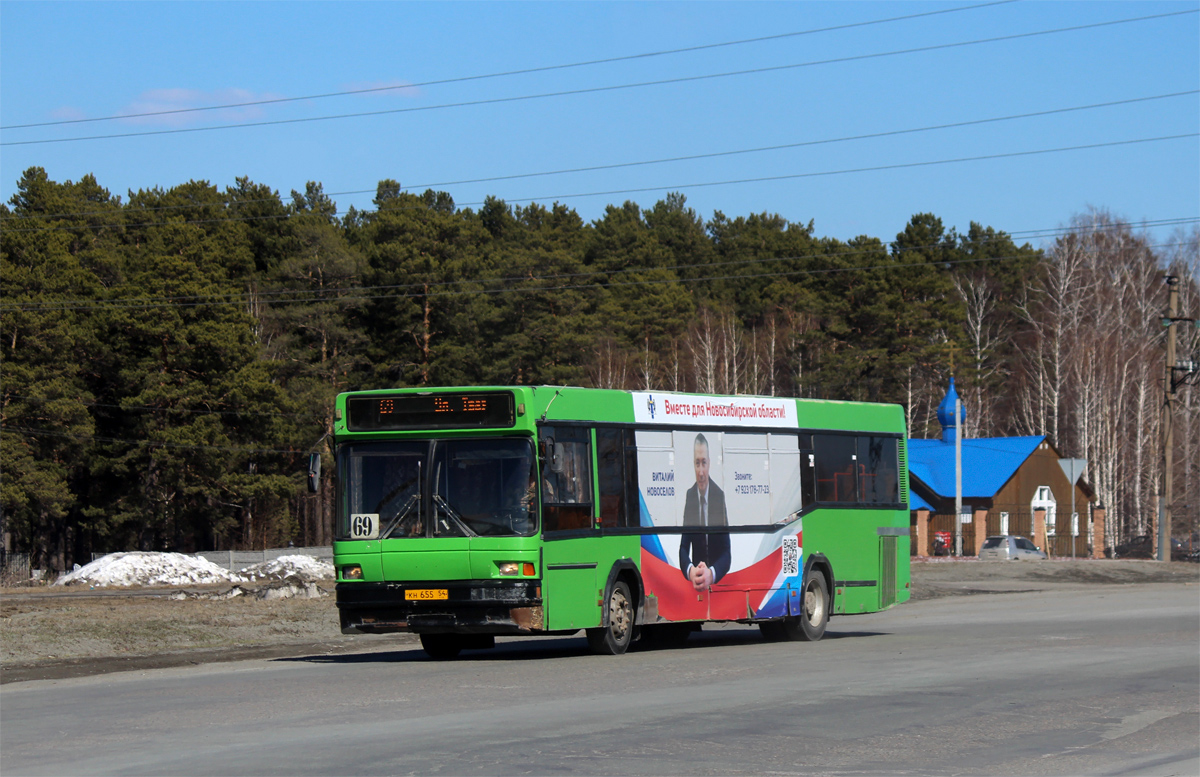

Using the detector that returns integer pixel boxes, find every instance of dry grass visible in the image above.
[0,589,345,666]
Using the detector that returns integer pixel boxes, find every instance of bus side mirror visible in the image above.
[541,437,563,474]
[550,443,566,474]
[307,453,322,493]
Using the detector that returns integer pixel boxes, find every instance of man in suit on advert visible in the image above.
[679,433,731,592]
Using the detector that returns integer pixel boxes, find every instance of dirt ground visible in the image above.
[2,559,1196,684]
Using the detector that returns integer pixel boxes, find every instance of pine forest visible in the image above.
[2,168,1197,570]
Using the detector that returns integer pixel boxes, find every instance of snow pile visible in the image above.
[171,580,329,600]
[255,580,328,599]
[55,552,240,587]
[239,555,334,583]
[55,552,335,588]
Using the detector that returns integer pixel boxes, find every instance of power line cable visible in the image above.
[8,89,1190,224]
[501,134,1199,205]
[4,9,1193,147]
[406,91,1200,190]
[2,134,1194,235]
[0,0,1018,131]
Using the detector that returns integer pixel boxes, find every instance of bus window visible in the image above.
[858,436,899,503]
[596,428,640,529]
[338,442,426,540]
[541,426,593,532]
[597,428,623,528]
[798,438,816,508]
[431,438,537,537]
[814,434,857,503]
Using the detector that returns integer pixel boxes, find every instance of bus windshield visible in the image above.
[338,438,537,540]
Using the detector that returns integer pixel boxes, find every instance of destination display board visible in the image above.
[346,391,514,431]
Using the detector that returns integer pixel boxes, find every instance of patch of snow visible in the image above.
[55,552,242,587]
[239,555,334,583]
[170,582,327,600]
[54,551,335,588]
[255,581,328,600]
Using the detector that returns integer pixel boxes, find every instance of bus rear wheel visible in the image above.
[587,580,634,655]
[761,571,830,642]
[791,571,830,641]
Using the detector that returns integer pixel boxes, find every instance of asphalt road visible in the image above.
[2,583,1197,777]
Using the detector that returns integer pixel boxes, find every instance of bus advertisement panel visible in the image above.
[632,393,805,622]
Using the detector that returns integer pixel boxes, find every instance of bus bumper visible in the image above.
[336,580,544,635]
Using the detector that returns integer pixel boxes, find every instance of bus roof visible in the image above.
[334,386,906,437]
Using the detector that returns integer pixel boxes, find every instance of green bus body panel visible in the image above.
[335,537,543,583]
[333,551,383,581]
[542,535,639,631]
[332,386,910,630]
[803,507,911,615]
[381,548,471,582]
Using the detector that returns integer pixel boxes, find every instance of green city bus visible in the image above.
[323,386,910,658]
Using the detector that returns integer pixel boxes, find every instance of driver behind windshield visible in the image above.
[442,446,536,536]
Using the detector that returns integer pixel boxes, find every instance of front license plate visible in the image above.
[405,589,448,601]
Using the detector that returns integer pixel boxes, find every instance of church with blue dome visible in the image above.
[907,379,1098,558]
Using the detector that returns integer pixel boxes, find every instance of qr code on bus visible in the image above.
[782,535,799,576]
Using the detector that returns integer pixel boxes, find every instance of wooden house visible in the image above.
[908,379,1099,557]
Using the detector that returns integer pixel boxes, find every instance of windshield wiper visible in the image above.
[379,493,422,539]
[432,494,477,537]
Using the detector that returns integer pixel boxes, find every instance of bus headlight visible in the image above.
[341,564,363,580]
[498,562,520,576]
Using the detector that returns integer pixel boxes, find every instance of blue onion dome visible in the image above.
[937,378,965,442]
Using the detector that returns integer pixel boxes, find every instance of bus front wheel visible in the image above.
[587,580,634,655]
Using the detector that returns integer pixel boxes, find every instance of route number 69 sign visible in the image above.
[350,513,380,540]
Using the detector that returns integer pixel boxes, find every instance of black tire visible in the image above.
[586,580,634,655]
[763,570,830,643]
[788,569,830,641]
[420,633,463,660]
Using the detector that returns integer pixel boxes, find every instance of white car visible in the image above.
[978,535,1047,561]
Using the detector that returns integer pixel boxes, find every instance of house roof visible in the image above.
[908,488,934,511]
[908,436,1045,499]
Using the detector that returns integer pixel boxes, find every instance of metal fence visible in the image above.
[926,513,978,556]
[912,507,1093,558]
[0,550,31,581]
[82,546,333,570]
[986,508,1035,540]
[193,546,333,571]
[1,547,333,584]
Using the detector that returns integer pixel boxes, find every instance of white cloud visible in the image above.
[117,88,283,127]
[49,106,88,122]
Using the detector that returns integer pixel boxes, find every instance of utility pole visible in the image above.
[1158,277,1177,561]
[1058,458,1086,558]
[955,395,963,557]
[1158,275,1200,561]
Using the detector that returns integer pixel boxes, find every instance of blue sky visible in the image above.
[2,1,1197,246]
